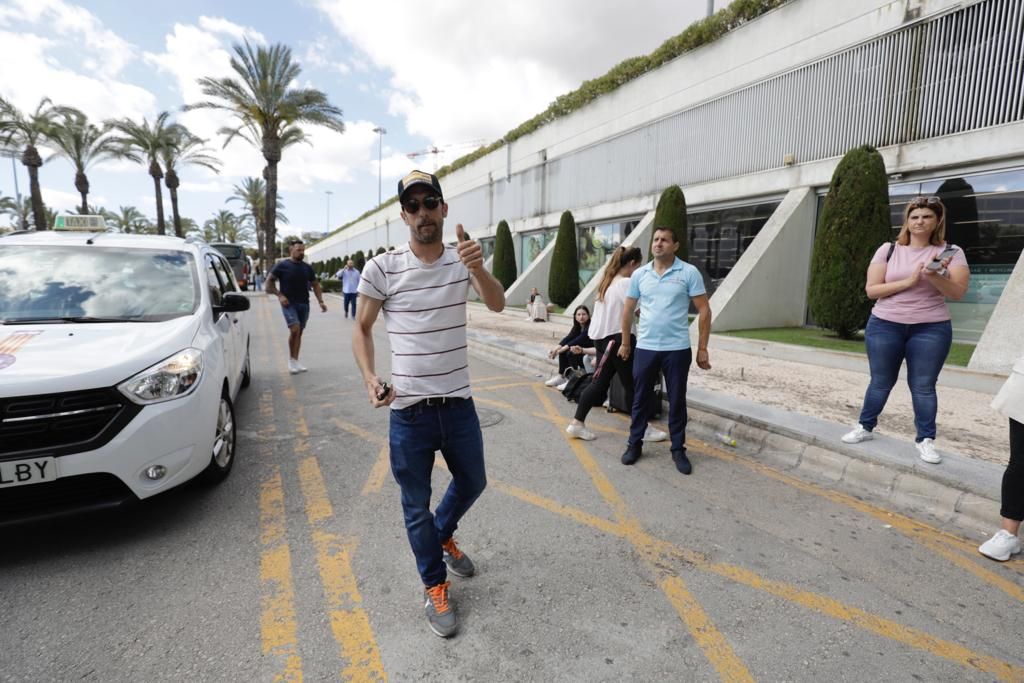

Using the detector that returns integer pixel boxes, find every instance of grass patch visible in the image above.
[720,327,975,367]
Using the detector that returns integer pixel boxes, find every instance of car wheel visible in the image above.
[199,392,235,485]
[240,343,252,389]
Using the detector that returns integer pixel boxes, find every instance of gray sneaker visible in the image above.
[424,581,458,637]
[442,537,476,577]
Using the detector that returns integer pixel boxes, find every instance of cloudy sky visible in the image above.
[0,0,712,235]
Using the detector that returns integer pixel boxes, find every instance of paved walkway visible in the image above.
[466,303,1009,467]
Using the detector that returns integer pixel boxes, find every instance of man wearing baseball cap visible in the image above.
[352,169,505,637]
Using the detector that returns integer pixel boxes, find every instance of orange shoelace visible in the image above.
[426,581,451,613]
[441,538,464,560]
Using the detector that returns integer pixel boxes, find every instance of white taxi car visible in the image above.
[0,226,251,525]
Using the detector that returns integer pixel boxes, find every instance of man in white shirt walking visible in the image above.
[336,259,361,319]
[352,170,505,638]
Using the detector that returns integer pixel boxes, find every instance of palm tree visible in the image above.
[227,176,288,267]
[107,111,183,235]
[160,127,221,237]
[188,41,344,259]
[0,97,62,230]
[204,209,238,242]
[103,205,149,233]
[46,108,127,214]
[0,194,19,230]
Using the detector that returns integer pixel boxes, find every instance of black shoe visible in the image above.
[621,445,642,466]
[671,449,692,475]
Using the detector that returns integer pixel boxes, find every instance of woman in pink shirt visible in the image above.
[841,196,970,464]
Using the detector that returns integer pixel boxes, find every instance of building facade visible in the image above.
[308,0,1024,373]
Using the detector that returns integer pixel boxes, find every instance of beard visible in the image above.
[410,218,443,245]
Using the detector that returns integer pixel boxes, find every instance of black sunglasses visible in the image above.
[402,195,442,214]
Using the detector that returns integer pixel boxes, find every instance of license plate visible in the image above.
[0,457,57,488]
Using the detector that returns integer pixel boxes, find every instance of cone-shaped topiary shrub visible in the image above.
[491,220,517,290]
[808,145,891,339]
[651,185,688,262]
[549,211,580,306]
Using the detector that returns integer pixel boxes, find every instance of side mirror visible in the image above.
[216,292,251,313]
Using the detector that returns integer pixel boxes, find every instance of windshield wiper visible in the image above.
[1,316,143,324]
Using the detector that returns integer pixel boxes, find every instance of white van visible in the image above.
[0,229,252,525]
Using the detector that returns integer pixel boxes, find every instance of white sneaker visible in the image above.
[978,529,1022,561]
[288,359,300,375]
[544,375,564,387]
[295,361,308,373]
[644,426,668,442]
[916,438,941,464]
[841,425,873,444]
[554,381,569,392]
[566,423,597,441]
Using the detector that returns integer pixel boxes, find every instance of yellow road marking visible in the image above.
[533,386,754,682]
[361,445,391,496]
[331,416,386,445]
[473,374,520,384]
[259,469,303,682]
[474,381,537,391]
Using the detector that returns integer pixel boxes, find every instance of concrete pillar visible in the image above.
[690,187,816,333]
[503,238,557,307]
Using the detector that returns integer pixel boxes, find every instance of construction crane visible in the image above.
[406,139,486,171]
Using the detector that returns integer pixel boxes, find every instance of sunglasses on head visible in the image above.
[402,195,442,214]
[907,195,942,208]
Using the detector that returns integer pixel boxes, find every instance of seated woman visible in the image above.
[544,305,593,389]
[526,287,549,322]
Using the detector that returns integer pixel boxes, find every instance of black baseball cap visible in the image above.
[398,170,443,202]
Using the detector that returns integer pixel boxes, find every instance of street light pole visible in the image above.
[324,190,333,232]
[372,126,386,207]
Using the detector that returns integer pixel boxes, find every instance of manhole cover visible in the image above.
[476,408,504,428]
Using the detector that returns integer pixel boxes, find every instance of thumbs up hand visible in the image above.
[455,223,483,274]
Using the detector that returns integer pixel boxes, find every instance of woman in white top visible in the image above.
[978,355,1024,561]
[565,246,665,442]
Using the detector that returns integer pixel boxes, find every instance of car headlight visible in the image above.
[118,348,203,404]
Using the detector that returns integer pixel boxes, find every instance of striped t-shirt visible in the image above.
[358,245,472,410]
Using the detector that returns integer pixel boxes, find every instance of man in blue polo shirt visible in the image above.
[266,239,327,374]
[618,226,712,474]
[335,259,361,319]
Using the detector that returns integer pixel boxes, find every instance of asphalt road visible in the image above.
[1,293,1022,682]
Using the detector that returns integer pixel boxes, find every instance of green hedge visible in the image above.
[320,277,341,293]
[808,145,891,339]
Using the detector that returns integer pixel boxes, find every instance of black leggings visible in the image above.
[557,349,584,376]
[1001,418,1024,522]
[574,334,635,423]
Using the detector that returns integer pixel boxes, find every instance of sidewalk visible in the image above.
[465,302,1009,536]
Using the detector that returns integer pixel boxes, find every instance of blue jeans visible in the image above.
[628,348,692,452]
[343,292,357,318]
[388,397,487,586]
[858,315,952,441]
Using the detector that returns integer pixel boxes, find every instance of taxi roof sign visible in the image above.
[54,215,107,231]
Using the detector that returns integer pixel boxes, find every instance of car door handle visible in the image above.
[232,318,240,324]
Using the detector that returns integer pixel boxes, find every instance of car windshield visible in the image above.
[212,244,243,260]
[0,245,199,323]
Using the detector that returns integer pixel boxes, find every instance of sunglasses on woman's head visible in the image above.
[402,195,442,214]
[907,195,942,208]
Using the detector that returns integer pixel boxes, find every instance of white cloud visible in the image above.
[197,16,266,45]
[314,0,707,143]
[0,30,156,123]
[41,186,107,213]
[0,0,136,77]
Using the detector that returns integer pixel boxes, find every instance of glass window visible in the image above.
[889,167,1024,342]
[577,218,641,288]
[687,201,780,299]
[519,228,557,273]
[205,256,225,311]
[0,246,199,323]
[479,237,495,262]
